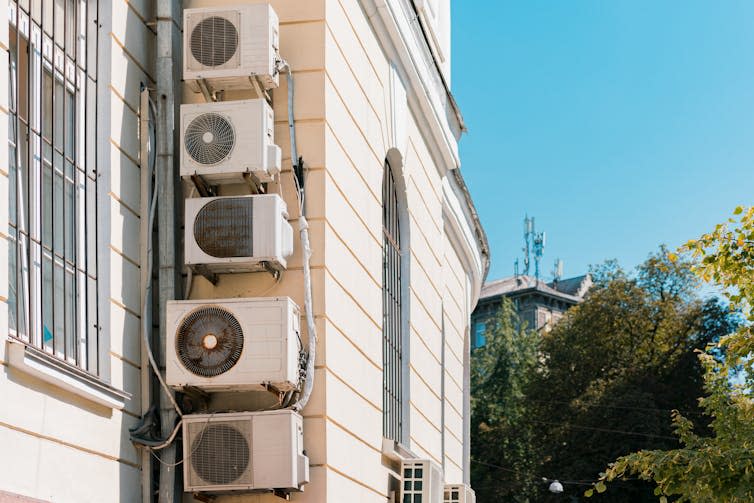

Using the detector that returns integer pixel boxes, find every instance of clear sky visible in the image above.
[451,1,754,282]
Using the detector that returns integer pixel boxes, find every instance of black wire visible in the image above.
[529,419,678,440]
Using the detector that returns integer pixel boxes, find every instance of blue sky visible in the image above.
[452,1,754,282]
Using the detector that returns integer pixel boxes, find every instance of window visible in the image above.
[8,0,99,373]
[472,321,486,349]
[382,160,403,441]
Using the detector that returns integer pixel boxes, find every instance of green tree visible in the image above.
[590,207,754,502]
[470,297,541,502]
[532,248,735,502]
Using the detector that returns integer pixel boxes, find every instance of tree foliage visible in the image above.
[471,297,541,501]
[591,207,754,502]
[471,248,738,502]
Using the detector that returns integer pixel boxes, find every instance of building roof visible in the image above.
[479,274,591,304]
[549,274,592,298]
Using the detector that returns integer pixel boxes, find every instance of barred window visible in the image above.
[382,160,403,440]
[8,0,99,373]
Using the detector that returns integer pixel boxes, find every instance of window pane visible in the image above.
[42,163,52,248]
[42,69,52,139]
[54,76,64,150]
[65,89,74,155]
[42,252,53,351]
[53,169,63,254]
[86,174,96,276]
[8,228,18,334]
[54,259,64,356]
[9,127,17,229]
[54,0,64,42]
[86,274,97,373]
[65,268,75,361]
[65,0,75,56]
[65,178,75,260]
[43,0,53,36]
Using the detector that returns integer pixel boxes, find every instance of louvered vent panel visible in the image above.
[175,306,244,377]
[194,198,254,258]
[189,13,240,69]
[188,420,252,487]
[184,113,235,166]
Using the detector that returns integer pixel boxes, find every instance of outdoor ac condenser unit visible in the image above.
[183,4,279,90]
[402,459,444,503]
[183,410,309,493]
[166,297,301,392]
[185,194,293,274]
[444,484,476,503]
[180,99,281,184]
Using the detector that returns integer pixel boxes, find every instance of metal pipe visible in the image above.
[138,87,153,503]
[155,0,181,499]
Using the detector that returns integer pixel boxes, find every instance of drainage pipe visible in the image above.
[155,0,181,499]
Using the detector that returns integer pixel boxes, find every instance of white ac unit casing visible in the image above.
[183,4,279,90]
[402,459,444,503]
[185,194,293,274]
[166,297,301,392]
[183,410,309,493]
[180,99,281,184]
[444,484,476,503]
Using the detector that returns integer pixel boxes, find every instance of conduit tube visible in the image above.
[279,61,316,412]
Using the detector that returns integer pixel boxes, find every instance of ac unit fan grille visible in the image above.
[190,15,239,68]
[194,198,254,258]
[185,113,235,166]
[176,306,244,377]
[191,423,250,485]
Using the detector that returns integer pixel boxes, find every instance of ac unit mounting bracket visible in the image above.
[179,386,210,413]
[189,173,216,198]
[260,261,281,280]
[189,264,218,285]
[272,489,291,500]
[242,171,265,194]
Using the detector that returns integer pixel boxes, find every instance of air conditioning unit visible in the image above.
[185,194,293,274]
[444,484,476,503]
[183,4,279,90]
[180,99,281,185]
[166,297,301,392]
[183,410,309,493]
[402,459,443,503]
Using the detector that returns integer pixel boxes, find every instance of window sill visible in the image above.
[6,341,131,410]
[382,437,418,462]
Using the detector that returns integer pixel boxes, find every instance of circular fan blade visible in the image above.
[184,112,235,166]
[176,306,243,377]
[190,16,239,68]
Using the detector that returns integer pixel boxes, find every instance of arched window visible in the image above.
[382,160,403,440]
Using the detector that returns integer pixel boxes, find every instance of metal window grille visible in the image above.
[382,161,402,440]
[8,0,99,374]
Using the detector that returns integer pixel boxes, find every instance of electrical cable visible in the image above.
[529,419,677,440]
[528,398,705,417]
[277,58,317,413]
[141,98,183,419]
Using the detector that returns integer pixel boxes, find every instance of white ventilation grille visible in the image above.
[184,112,235,166]
[187,11,241,71]
[183,410,309,493]
[193,197,253,258]
[180,99,281,184]
[175,306,244,378]
[183,5,280,90]
[187,419,253,488]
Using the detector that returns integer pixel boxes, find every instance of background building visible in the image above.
[0,1,488,502]
[471,274,591,348]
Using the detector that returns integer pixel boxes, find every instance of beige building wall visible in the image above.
[186,0,484,502]
[0,0,153,500]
